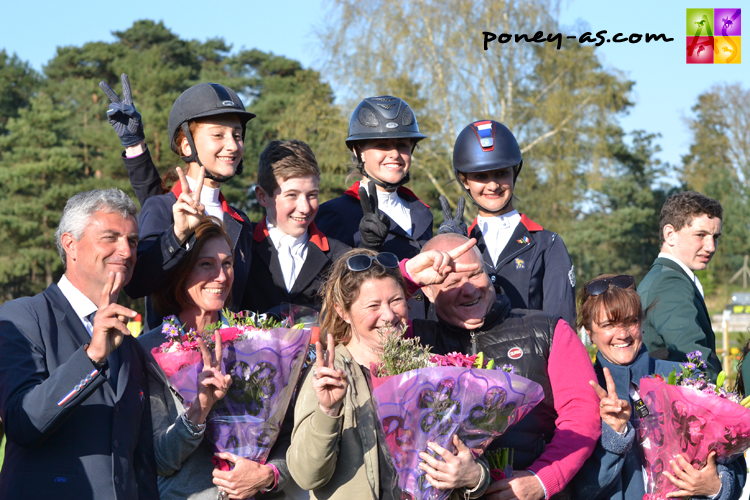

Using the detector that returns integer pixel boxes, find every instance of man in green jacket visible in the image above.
[638,191,723,379]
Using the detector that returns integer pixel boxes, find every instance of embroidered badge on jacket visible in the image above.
[515,258,525,269]
[516,236,530,244]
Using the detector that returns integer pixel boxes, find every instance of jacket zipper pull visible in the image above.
[470,331,477,356]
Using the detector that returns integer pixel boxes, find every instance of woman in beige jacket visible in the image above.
[287,247,490,500]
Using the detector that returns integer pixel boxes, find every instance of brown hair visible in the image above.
[319,248,407,345]
[659,191,722,245]
[151,217,234,317]
[577,274,643,334]
[257,140,320,196]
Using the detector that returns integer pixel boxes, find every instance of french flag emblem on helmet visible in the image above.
[471,120,495,151]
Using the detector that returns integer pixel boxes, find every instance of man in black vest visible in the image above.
[409,233,599,500]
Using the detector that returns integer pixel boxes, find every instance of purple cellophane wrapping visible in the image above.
[638,377,750,500]
[169,326,312,464]
[371,367,544,500]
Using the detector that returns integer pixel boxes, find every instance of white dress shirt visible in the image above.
[267,221,309,292]
[476,210,522,265]
[58,274,98,336]
[377,189,412,236]
[186,175,223,220]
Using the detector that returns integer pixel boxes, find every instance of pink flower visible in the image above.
[218,327,240,344]
[490,469,506,482]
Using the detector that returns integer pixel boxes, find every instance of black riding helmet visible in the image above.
[168,83,256,183]
[453,120,523,214]
[346,96,427,191]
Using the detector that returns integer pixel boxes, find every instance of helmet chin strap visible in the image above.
[454,171,513,216]
[354,145,410,191]
[179,122,242,184]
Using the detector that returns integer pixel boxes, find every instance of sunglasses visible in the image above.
[584,275,635,296]
[346,252,400,272]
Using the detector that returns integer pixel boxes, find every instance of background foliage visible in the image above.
[1,8,749,307]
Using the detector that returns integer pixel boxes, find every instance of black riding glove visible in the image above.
[358,181,391,251]
[99,74,145,147]
[437,195,468,236]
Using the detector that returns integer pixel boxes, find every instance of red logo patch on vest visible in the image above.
[508,347,523,360]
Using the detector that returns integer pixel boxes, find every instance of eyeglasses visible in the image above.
[584,275,635,296]
[346,252,400,272]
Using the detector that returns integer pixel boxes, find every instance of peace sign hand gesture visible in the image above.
[358,180,391,251]
[312,333,348,417]
[437,195,468,236]
[87,271,137,364]
[98,74,145,147]
[405,238,480,286]
[173,166,206,244]
[590,367,631,433]
[187,332,233,425]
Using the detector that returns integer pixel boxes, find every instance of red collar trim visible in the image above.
[468,217,478,234]
[343,181,429,208]
[520,214,543,232]
[253,216,329,251]
[170,180,243,222]
[468,213,543,233]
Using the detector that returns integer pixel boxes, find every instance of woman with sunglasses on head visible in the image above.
[314,96,433,319]
[573,274,744,500]
[287,246,491,500]
[451,120,576,326]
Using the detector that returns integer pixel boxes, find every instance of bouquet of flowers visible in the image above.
[638,351,750,500]
[370,324,544,500]
[152,307,315,465]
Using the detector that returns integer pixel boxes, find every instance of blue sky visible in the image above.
[1,0,746,172]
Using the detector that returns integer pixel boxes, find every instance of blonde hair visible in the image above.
[319,248,406,345]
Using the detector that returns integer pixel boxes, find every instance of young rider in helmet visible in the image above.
[99,76,256,331]
[315,96,433,318]
[452,120,576,326]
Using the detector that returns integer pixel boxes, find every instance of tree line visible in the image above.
[1,8,748,306]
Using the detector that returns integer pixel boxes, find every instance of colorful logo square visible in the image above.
[687,36,715,63]
[687,9,715,36]
[715,8,741,36]
[715,36,741,63]
[686,9,741,64]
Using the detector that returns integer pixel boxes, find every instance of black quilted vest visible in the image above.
[413,297,559,469]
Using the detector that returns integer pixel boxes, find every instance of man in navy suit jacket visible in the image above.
[638,191,723,379]
[0,189,158,499]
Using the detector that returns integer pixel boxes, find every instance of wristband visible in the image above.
[261,463,280,493]
[463,462,486,499]
[180,411,206,437]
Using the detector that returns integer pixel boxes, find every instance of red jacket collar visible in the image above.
[468,213,543,233]
[170,180,244,223]
[253,216,330,251]
[344,181,430,208]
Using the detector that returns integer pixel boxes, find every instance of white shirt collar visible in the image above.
[374,187,412,236]
[186,175,223,219]
[266,220,309,252]
[58,274,98,335]
[477,210,522,265]
[658,252,704,297]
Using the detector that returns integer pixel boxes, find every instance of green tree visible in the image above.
[566,131,671,284]
[316,0,634,234]
[0,49,39,138]
[681,83,750,286]
[0,20,345,301]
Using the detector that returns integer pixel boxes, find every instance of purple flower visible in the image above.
[502,364,516,374]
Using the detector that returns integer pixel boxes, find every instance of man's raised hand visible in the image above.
[87,271,137,364]
[405,238,480,286]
